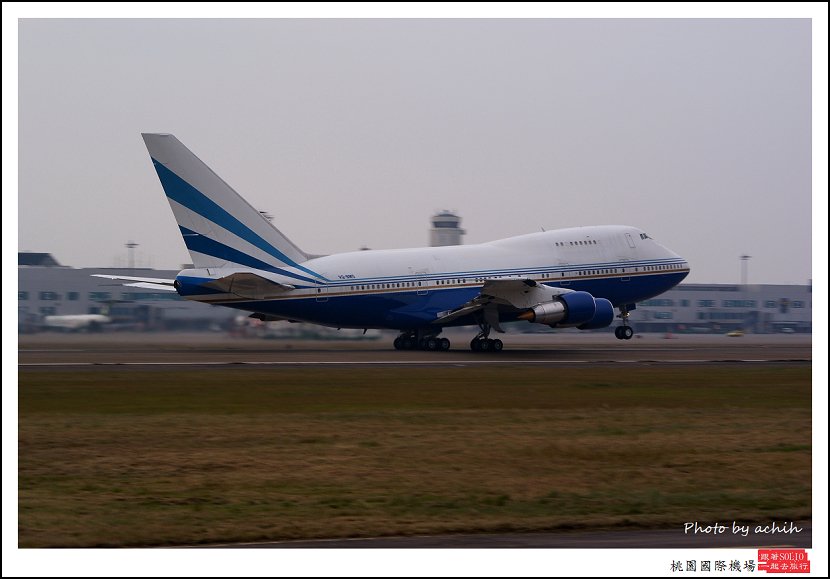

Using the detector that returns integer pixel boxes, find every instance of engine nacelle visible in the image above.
[577,297,614,329]
[519,292,614,330]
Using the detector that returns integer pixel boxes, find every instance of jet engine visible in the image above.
[518,291,614,330]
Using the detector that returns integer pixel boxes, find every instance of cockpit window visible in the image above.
[639,233,651,240]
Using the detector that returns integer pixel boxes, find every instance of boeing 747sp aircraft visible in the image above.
[95,134,690,351]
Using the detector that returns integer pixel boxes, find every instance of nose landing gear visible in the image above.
[615,305,634,340]
[615,325,634,340]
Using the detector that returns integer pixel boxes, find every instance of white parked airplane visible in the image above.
[43,314,111,332]
[95,133,690,351]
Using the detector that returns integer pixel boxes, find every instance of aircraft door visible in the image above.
[619,259,631,282]
[410,266,430,296]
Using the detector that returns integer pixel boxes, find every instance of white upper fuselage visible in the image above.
[177,224,689,319]
[306,225,682,283]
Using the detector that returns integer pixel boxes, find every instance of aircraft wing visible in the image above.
[92,274,178,292]
[481,277,572,307]
[433,277,572,327]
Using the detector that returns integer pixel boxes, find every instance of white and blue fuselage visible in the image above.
[96,134,689,350]
[175,225,688,330]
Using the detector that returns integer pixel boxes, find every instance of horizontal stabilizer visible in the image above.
[92,274,176,286]
[124,282,178,292]
[205,272,294,300]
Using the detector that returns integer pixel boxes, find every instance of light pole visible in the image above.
[739,255,751,286]
[126,241,139,269]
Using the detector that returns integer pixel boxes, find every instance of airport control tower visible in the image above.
[430,210,466,247]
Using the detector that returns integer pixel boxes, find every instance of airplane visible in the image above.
[95,133,690,352]
[42,314,111,332]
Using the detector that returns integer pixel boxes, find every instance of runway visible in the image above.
[204,523,812,549]
[18,332,811,367]
[18,332,812,549]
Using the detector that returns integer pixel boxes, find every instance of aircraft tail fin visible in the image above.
[141,133,316,277]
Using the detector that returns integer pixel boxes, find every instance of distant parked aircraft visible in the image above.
[43,314,111,332]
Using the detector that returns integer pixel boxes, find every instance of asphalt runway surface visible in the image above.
[205,523,813,549]
[18,332,812,368]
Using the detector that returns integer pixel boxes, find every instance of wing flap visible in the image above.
[433,277,574,326]
[433,300,487,324]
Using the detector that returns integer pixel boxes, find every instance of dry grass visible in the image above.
[18,365,811,547]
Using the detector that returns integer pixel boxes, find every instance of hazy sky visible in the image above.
[15,18,815,284]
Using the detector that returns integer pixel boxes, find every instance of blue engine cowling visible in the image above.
[523,292,615,330]
[556,291,597,326]
[577,297,614,330]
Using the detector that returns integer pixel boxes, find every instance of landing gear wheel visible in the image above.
[615,305,634,341]
[479,339,490,351]
[492,339,503,352]
[425,337,439,351]
[615,326,634,340]
[393,337,403,350]
[402,337,415,350]
[470,339,481,352]
[439,338,451,351]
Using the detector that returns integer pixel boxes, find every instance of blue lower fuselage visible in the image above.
[177,270,688,330]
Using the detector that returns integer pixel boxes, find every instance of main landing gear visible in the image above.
[469,320,503,352]
[392,320,506,353]
[470,337,503,352]
[615,305,634,340]
[393,332,451,351]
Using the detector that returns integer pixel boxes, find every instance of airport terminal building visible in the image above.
[629,283,812,334]
[18,252,236,332]
[19,252,811,334]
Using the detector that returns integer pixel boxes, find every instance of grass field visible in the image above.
[18,365,811,547]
